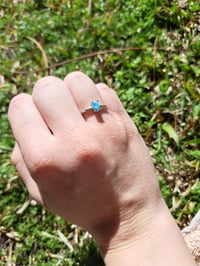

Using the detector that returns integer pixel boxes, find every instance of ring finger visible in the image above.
[64,72,107,122]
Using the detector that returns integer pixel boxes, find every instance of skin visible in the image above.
[8,71,195,265]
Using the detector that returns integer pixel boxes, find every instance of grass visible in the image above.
[0,0,200,265]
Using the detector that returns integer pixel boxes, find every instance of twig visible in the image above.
[7,242,13,266]
[27,37,48,69]
[13,46,166,75]
[57,230,74,251]
[170,180,198,213]
[153,37,158,83]
[16,199,31,215]
[88,0,92,15]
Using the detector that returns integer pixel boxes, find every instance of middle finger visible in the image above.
[32,76,84,137]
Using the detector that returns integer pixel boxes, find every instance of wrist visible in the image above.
[97,199,195,266]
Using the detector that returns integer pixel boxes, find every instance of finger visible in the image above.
[32,76,84,137]
[96,83,126,115]
[11,143,44,205]
[64,72,107,122]
[8,93,51,153]
[96,83,139,133]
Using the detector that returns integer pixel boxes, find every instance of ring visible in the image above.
[82,100,107,113]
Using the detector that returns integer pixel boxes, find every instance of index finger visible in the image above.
[8,93,51,154]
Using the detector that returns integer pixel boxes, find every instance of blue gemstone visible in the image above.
[91,100,101,112]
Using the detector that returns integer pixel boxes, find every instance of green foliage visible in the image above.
[158,175,173,208]
[0,0,199,264]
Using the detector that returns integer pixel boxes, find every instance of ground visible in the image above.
[0,1,200,265]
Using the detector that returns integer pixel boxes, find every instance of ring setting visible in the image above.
[82,100,106,113]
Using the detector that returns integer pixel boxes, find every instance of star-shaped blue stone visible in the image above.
[91,100,101,112]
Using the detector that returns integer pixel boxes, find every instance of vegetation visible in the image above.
[0,0,200,265]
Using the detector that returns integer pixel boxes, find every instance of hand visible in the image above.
[8,71,160,243]
[8,72,195,265]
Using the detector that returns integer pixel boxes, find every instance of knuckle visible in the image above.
[8,94,32,125]
[64,71,85,82]
[76,141,102,165]
[33,76,59,94]
[10,147,24,174]
[25,149,54,179]
[96,82,110,90]
[8,93,29,114]
[108,118,128,143]
[11,150,19,168]
[34,76,56,88]
[10,152,19,167]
